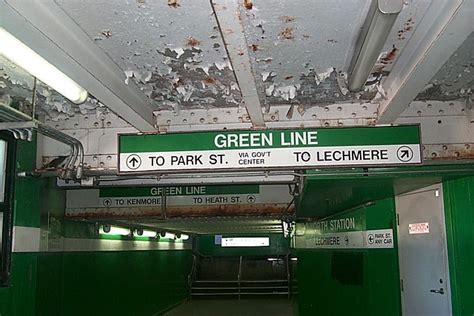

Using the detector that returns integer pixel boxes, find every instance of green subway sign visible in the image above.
[66,185,292,213]
[99,185,259,198]
[118,125,421,173]
[295,213,394,249]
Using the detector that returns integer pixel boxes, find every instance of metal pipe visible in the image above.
[17,128,28,140]
[66,143,77,172]
[25,128,33,141]
[347,0,403,91]
[8,129,21,139]
[35,125,77,177]
[0,102,84,179]
[1,110,24,122]
[75,147,84,179]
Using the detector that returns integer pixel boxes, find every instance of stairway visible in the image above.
[191,279,290,298]
[189,255,296,299]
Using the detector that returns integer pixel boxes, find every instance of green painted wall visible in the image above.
[296,198,401,316]
[35,216,193,316]
[443,176,474,316]
[1,139,193,316]
[60,250,192,316]
[0,253,38,316]
[197,234,291,257]
[35,250,193,316]
[36,253,64,316]
[0,140,41,316]
[298,164,474,219]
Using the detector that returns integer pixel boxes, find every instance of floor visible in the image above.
[165,299,297,316]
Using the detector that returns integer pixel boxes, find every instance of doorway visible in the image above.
[396,184,452,316]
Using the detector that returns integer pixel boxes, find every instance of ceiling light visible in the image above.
[99,225,131,236]
[348,0,403,91]
[136,229,157,238]
[0,28,88,104]
[161,232,176,239]
[178,234,190,241]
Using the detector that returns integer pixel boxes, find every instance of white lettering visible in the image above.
[308,131,318,145]
[214,134,226,148]
[213,133,273,148]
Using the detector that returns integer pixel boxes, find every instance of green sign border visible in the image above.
[119,125,421,153]
[99,185,260,198]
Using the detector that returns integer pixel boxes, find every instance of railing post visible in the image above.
[188,255,197,300]
[286,255,291,299]
[238,256,243,300]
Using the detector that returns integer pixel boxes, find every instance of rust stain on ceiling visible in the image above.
[2,0,470,124]
[57,0,241,111]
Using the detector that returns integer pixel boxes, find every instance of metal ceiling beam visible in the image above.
[211,0,266,128]
[377,0,474,123]
[1,0,155,132]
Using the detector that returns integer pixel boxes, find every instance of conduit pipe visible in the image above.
[0,102,84,179]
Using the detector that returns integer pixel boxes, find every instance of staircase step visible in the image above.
[193,280,238,283]
[191,291,289,297]
[191,292,240,296]
[246,286,285,288]
[240,279,287,283]
[191,286,239,291]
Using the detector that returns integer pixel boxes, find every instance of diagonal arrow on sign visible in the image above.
[397,146,414,162]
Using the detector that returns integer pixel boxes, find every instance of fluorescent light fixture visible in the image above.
[136,229,157,238]
[161,232,176,239]
[348,0,403,91]
[178,234,190,241]
[0,28,88,104]
[221,237,270,247]
[291,257,298,261]
[283,221,290,238]
[99,225,131,236]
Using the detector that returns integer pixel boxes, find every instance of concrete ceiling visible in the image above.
[57,0,241,111]
[0,0,473,129]
[416,32,474,101]
[53,0,432,109]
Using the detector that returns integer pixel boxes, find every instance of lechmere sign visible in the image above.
[118,125,421,173]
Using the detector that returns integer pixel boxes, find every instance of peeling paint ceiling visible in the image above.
[1,0,472,126]
[242,0,370,105]
[57,0,241,111]
[53,0,433,111]
[242,0,430,106]
[416,31,474,101]
[0,55,112,121]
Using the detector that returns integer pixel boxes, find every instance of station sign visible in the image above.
[294,215,394,249]
[310,229,394,249]
[66,184,293,216]
[221,237,270,247]
[118,125,421,173]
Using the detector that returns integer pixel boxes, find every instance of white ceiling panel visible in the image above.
[57,0,242,111]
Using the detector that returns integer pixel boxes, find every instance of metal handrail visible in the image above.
[187,255,197,298]
[286,255,291,298]
[237,256,243,300]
